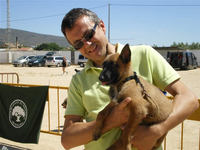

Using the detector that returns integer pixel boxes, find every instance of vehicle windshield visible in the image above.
[18,56,27,60]
[30,56,41,61]
[79,55,85,59]
[46,57,53,61]
[28,56,35,59]
[55,57,63,60]
[38,55,44,59]
[46,52,55,56]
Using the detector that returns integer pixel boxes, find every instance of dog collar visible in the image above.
[123,72,140,84]
[123,71,151,100]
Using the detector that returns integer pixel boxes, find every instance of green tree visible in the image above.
[66,45,76,51]
[34,43,63,51]
[170,42,200,50]
[171,42,177,47]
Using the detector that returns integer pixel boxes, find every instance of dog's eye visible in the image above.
[102,62,107,68]
[108,61,114,66]
[102,61,116,69]
[110,61,118,68]
[115,63,119,68]
[103,61,111,67]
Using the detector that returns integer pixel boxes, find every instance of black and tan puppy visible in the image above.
[93,44,173,150]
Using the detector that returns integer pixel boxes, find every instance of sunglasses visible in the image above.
[73,23,98,50]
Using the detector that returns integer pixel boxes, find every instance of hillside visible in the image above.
[0,28,69,47]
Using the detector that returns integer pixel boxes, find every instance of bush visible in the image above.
[34,43,63,51]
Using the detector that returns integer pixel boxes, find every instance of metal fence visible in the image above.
[163,97,200,150]
[0,72,19,83]
[1,79,200,149]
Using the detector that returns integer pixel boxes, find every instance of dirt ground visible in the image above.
[0,64,200,150]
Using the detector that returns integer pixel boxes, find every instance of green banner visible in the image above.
[0,84,48,143]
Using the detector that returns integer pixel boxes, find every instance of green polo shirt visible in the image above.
[65,43,180,150]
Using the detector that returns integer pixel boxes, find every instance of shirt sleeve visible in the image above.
[146,46,180,90]
[65,75,86,117]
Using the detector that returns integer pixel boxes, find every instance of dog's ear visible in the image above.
[119,44,131,63]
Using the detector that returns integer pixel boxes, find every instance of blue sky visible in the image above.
[0,0,200,46]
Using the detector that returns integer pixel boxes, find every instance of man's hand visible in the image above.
[103,97,132,131]
[131,124,164,150]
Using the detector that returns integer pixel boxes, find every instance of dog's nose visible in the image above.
[99,74,104,82]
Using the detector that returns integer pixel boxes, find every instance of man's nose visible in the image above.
[82,40,94,50]
[83,40,92,46]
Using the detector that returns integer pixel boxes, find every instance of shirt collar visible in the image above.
[85,59,95,72]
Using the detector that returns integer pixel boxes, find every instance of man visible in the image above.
[61,8,199,150]
[62,56,68,74]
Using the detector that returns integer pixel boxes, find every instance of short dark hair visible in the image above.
[61,8,100,37]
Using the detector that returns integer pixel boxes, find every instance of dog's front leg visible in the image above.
[152,133,167,150]
[108,103,147,150]
[93,101,117,140]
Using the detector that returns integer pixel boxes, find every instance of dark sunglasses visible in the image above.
[73,23,98,50]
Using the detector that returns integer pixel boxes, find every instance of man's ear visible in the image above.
[99,20,106,33]
[119,44,131,63]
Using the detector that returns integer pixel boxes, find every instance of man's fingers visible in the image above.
[118,97,132,110]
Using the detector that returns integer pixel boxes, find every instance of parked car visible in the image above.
[28,55,47,67]
[167,51,198,70]
[13,55,35,67]
[45,51,56,57]
[78,54,88,67]
[46,56,71,67]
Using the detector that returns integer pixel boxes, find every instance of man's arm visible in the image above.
[161,79,199,132]
[61,98,132,149]
[131,79,199,150]
[61,115,96,149]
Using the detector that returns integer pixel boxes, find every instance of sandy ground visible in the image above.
[0,64,200,150]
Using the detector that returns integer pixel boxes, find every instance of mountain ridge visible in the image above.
[0,28,69,47]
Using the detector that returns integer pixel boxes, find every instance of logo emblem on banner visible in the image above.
[9,99,28,128]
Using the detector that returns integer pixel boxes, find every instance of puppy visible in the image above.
[93,44,173,150]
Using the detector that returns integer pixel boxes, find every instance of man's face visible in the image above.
[65,16,108,66]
